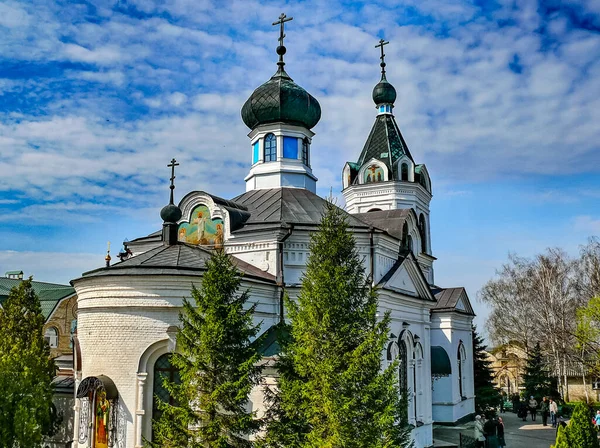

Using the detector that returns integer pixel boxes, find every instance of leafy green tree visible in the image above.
[568,402,598,448]
[472,326,502,417]
[522,342,558,401]
[0,278,56,448]
[261,202,412,448]
[149,249,262,447]
[552,424,570,448]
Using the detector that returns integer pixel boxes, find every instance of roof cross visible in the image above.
[167,158,179,205]
[273,13,293,47]
[273,13,293,67]
[375,38,389,76]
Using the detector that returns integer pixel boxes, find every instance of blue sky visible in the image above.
[1,0,600,335]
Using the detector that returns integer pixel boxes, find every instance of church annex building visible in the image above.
[69,18,475,448]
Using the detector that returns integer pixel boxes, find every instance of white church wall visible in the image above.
[74,275,280,447]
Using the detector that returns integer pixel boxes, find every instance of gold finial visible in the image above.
[105,241,111,267]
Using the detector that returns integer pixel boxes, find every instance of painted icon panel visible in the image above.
[178,204,224,246]
[94,390,110,448]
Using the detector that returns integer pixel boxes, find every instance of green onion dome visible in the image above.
[241,66,321,130]
[372,74,397,106]
[160,203,182,223]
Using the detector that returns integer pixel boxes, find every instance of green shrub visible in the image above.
[568,402,598,448]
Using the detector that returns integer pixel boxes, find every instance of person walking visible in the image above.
[497,417,506,448]
[549,398,558,427]
[474,415,486,448]
[529,396,538,421]
[540,396,549,426]
[594,410,600,431]
[518,400,528,421]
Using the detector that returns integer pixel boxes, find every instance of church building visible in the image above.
[70,17,475,448]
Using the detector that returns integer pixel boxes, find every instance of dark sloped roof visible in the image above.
[232,187,370,230]
[76,243,276,283]
[431,286,475,315]
[355,114,414,180]
[377,252,436,302]
[353,209,414,240]
[0,277,75,320]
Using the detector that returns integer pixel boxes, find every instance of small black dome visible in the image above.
[241,67,321,130]
[160,204,182,223]
[372,76,397,105]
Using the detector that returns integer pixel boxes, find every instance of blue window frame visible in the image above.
[264,134,277,162]
[252,141,259,164]
[283,136,298,159]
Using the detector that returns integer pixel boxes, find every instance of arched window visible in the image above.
[408,235,413,254]
[401,222,408,250]
[302,138,309,166]
[458,342,467,399]
[398,341,408,393]
[153,354,180,436]
[44,327,58,348]
[264,133,277,162]
[401,163,408,181]
[419,173,428,190]
[419,214,427,253]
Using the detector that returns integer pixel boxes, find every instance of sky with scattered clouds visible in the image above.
[1,0,599,335]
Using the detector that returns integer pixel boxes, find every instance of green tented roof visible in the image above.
[0,278,75,320]
[431,346,452,376]
[254,323,290,357]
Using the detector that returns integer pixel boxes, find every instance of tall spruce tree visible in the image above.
[261,202,412,448]
[472,326,502,417]
[150,249,262,447]
[522,342,557,401]
[0,278,56,448]
[568,402,598,448]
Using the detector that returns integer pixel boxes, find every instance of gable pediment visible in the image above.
[378,254,435,302]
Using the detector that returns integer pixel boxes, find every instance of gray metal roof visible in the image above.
[352,209,414,240]
[232,187,370,229]
[77,243,276,283]
[431,286,475,315]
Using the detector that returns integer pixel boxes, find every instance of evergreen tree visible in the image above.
[0,278,56,448]
[261,202,412,448]
[568,402,598,448]
[472,326,502,417]
[552,424,570,448]
[149,249,262,447]
[522,342,557,401]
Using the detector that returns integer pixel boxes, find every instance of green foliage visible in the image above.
[149,249,262,447]
[522,342,558,401]
[472,326,502,417]
[577,296,600,377]
[0,278,56,448]
[261,202,413,448]
[552,424,570,448]
[568,402,598,448]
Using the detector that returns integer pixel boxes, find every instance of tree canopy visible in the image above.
[149,249,262,448]
[261,202,413,448]
[0,278,56,448]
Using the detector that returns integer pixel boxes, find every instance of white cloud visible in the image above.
[574,216,600,235]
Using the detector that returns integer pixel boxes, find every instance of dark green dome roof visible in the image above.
[241,67,321,130]
[372,75,397,105]
[160,203,182,223]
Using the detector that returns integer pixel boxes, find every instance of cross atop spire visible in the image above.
[375,38,389,78]
[273,13,293,67]
[167,158,179,205]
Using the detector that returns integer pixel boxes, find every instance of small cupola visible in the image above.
[161,158,182,246]
[373,39,396,115]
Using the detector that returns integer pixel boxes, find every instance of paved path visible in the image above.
[433,410,558,448]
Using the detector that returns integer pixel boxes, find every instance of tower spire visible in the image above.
[375,38,389,80]
[272,13,293,68]
[167,158,179,205]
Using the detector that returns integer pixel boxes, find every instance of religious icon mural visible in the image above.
[178,204,224,246]
[95,390,110,448]
[364,164,384,183]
